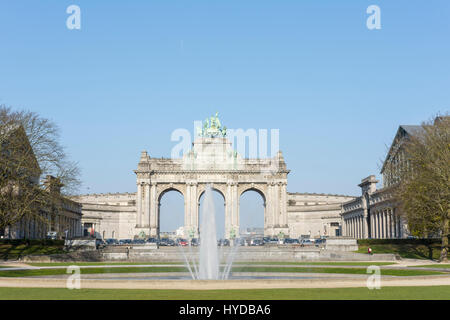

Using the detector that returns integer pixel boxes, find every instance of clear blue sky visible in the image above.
[1,1,448,236]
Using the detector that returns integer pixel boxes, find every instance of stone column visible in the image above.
[185,183,191,236]
[149,182,158,237]
[352,217,355,238]
[192,183,198,236]
[266,183,274,235]
[392,211,397,238]
[379,211,383,239]
[279,182,288,228]
[144,183,150,230]
[225,182,232,239]
[136,182,142,227]
[384,209,389,239]
[232,183,239,234]
[359,216,362,239]
[370,214,374,239]
[274,182,280,229]
[377,211,381,239]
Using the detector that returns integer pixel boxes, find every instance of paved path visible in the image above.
[1,274,449,290]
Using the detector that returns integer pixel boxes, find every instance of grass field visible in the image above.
[0,266,445,277]
[0,286,449,300]
[356,244,448,260]
[27,261,396,267]
[410,264,450,269]
[0,243,64,260]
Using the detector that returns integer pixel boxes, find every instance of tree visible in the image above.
[395,115,449,261]
[0,106,80,194]
[0,106,80,235]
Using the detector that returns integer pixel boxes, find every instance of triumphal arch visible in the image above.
[134,114,290,239]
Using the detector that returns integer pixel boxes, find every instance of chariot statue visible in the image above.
[198,112,227,138]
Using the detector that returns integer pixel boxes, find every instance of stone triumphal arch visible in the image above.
[134,117,289,239]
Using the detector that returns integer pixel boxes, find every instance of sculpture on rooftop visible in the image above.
[198,112,227,138]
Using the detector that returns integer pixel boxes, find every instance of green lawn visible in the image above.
[0,266,444,277]
[0,243,65,260]
[28,261,181,267]
[357,244,448,260]
[410,264,450,269]
[28,261,396,267]
[234,261,396,266]
[0,286,449,300]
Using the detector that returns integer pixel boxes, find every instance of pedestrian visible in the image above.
[368,247,373,255]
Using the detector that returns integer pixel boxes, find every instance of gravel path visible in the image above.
[1,274,449,290]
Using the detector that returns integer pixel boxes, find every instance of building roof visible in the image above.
[380,124,425,174]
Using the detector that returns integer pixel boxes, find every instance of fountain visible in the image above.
[179,185,238,280]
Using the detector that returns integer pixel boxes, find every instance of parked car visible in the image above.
[146,237,158,243]
[190,238,199,246]
[250,239,264,246]
[46,231,58,240]
[119,239,132,245]
[105,238,118,246]
[132,239,146,245]
[217,239,230,246]
[300,239,312,246]
[95,238,106,249]
[159,238,176,246]
[177,239,189,246]
[284,238,300,244]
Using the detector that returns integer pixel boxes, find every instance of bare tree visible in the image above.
[395,114,449,261]
[0,106,81,195]
[0,106,81,234]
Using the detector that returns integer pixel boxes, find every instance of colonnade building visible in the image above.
[341,125,424,239]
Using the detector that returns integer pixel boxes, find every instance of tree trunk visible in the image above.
[440,217,449,262]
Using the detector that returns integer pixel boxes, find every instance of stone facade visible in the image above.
[340,124,424,239]
[287,193,355,238]
[135,137,290,238]
[341,176,407,239]
[74,137,355,240]
[71,193,136,240]
[6,176,83,239]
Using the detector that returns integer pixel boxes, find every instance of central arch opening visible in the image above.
[198,189,225,240]
[239,189,265,238]
[158,189,184,239]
